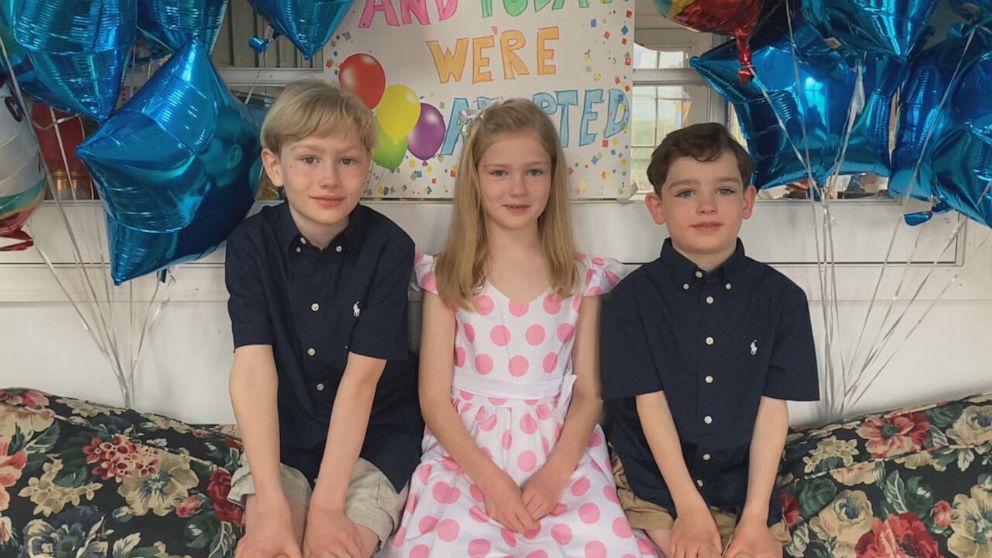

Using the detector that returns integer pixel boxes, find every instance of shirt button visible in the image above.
[705,375,714,384]
[703,453,712,461]
[704,415,713,424]
[705,336,714,345]
[300,237,307,245]
[705,296,714,304]
[725,282,732,290]
[682,283,690,290]
[316,382,325,391]
[295,246,302,253]
[311,303,319,312]
[335,245,343,253]
[696,479,704,487]
[695,270,703,278]
[306,347,316,356]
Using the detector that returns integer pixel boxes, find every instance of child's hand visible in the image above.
[520,462,571,520]
[669,505,723,558]
[234,505,302,558]
[723,516,779,558]
[302,507,370,558]
[480,469,538,533]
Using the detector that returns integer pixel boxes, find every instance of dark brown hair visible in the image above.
[646,122,753,195]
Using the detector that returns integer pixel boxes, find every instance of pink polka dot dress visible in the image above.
[385,254,657,558]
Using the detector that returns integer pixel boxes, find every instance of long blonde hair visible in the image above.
[435,99,577,310]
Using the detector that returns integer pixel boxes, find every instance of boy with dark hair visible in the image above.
[602,122,819,558]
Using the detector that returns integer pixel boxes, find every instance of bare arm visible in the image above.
[418,292,536,532]
[229,345,304,557]
[303,353,388,557]
[418,292,501,485]
[520,295,606,519]
[310,352,387,510]
[724,396,789,558]
[229,345,288,508]
[547,295,604,471]
[635,391,708,515]
[637,390,722,558]
[741,396,789,523]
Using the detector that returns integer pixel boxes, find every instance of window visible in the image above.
[630,29,724,193]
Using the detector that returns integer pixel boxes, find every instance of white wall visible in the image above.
[2,199,990,427]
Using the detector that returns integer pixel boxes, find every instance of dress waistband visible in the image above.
[452,371,574,401]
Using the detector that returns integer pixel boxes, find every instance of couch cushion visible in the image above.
[0,388,245,556]
[778,390,992,557]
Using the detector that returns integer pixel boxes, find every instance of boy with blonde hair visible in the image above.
[225,80,421,558]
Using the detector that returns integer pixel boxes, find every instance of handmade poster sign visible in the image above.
[325,0,634,198]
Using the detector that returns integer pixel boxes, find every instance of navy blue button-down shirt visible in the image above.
[602,238,818,524]
[224,202,422,491]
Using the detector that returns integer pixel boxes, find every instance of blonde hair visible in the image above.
[261,80,376,154]
[436,99,577,310]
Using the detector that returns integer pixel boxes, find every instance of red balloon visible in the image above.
[672,0,765,82]
[338,54,386,109]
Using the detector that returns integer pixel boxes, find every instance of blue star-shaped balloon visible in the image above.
[248,0,353,60]
[925,37,992,226]
[690,1,903,189]
[0,0,135,121]
[801,0,938,64]
[137,0,230,55]
[77,40,262,284]
[890,25,992,206]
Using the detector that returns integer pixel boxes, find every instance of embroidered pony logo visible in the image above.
[750,339,758,356]
[353,301,361,317]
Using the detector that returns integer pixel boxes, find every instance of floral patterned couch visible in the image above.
[778,390,992,558]
[3,387,992,557]
[0,388,244,557]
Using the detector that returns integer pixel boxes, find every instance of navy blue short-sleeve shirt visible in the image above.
[225,202,422,491]
[602,238,818,524]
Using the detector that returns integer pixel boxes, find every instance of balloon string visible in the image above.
[30,236,131,404]
[1,33,137,406]
[844,221,927,398]
[817,58,868,417]
[783,1,819,196]
[4,34,115,347]
[131,270,175,374]
[245,26,275,105]
[846,179,988,411]
[778,0,844,420]
[859,218,961,374]
[1,35,107,342]
[29,114,81,132]
[46,105,129,396]
[756,81,837,418]
[844,25,979,410]
[850,272,958,410]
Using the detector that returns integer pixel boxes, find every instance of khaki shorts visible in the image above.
[228,456,408,547]
[612,453,791,551]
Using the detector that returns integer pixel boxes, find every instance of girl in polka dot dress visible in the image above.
[385,99,656,558]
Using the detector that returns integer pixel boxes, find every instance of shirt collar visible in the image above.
[658,237,746,287]
[276,201,366,259]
